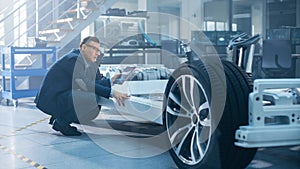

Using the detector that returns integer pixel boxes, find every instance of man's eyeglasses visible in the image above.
[85,44,101,53]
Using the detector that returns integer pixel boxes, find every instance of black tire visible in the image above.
[163,60,256,169]
[219,61,257,169]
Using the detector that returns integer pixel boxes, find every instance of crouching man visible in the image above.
[35,36,129,136]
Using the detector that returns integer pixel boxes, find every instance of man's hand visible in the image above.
[113,90,130,106]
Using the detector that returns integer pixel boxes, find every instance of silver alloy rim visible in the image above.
[166,75,212,165]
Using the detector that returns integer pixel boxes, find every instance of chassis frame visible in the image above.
[103,65,300,149]
[99,32,300,168]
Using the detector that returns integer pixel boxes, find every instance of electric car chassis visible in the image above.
[100,41,300,169]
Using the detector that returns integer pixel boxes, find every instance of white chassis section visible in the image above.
[102,80,168,124]
[235,79,300,148]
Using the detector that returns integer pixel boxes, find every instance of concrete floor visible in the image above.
[0,98,299,169]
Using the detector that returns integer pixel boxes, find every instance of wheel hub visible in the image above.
[191,113,199,125]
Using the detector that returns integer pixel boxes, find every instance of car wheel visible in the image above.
[163,60,256,169]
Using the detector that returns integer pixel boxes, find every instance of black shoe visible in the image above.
[52,120,81,136]
[49,117,77,129]
[49,116,55,124]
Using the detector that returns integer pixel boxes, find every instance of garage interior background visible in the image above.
[0,0,300,101]
[0,1,299,169]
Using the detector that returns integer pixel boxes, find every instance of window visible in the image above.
[216,22,225,31]
[204,21,236,31]
[206,21,215,31]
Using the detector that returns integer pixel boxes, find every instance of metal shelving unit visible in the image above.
[1,46,56,106]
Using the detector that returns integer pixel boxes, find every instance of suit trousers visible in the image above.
[58,90,101,124]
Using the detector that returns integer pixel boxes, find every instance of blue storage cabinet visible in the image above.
[1,47,56,106]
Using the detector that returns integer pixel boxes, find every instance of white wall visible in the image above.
[111,0,138,14]
[180,0,203,41]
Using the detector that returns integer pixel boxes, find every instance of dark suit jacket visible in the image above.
[35,49,111,117]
